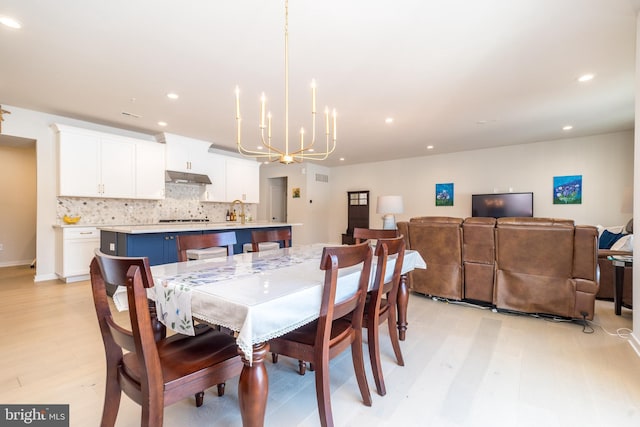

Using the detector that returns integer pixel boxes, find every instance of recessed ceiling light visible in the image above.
[167,93,179,100]
[158,121,167,127]
[427,145,434,150]
[0,16,22,29]
[339,157,345,161]
[577,73,595,83]
[385,117,394,124]
[562,125,573,131]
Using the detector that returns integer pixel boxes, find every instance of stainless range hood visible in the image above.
[165,170,212,185]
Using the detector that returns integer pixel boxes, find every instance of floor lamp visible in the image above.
[376,195,404,230]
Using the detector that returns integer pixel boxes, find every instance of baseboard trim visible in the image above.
[34,273,59,282]
[0,260,32,268]
[629,332,640,358]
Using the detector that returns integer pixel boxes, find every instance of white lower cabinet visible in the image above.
[55,227,100,283]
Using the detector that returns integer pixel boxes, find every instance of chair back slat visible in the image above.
[371,236,406,307]
[353,227,398,244]
[251,229,291,252]
[176,231,237,262]
[106,317,137,352]
[317,242,372,335]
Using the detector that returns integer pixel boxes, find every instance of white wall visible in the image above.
[329,131,633,239]
[259,162,332,244]
[630,11,640,354]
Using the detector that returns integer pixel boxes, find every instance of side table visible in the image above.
[608,255,633,315]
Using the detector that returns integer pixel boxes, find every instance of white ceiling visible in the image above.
[0,0,637,166]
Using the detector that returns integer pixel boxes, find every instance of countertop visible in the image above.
[96,221,300,234]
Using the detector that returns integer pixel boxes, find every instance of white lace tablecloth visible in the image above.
[115,243,426,365]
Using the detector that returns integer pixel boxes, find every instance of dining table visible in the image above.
[115,243,426,426]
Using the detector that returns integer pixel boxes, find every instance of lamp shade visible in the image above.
[376,195,404,230]
[376,195,404,214]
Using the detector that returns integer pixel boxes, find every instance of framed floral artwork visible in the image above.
[435,183,454,206]
[553,175,582,204]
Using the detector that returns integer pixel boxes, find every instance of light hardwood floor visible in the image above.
[1,264,639,426]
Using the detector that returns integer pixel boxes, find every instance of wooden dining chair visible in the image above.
[90,250,243,427]
[269,242,373,427]
[249,228,291,252]
[176,231,236,262]
[364,235,406,396]
[353,227,398,244]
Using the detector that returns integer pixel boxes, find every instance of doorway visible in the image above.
[0,135,37,268]
[268,177,287,222]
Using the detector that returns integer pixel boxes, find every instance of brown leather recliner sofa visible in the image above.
[397,217,464,300]
[397,216,599,320]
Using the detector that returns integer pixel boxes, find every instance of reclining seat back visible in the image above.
[495,217,598,319]
[462,217,496,304]
[404,216,463,300]
[573,225,599,318]
[495,217,575,317]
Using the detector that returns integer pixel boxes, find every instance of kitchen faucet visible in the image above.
[231,199,246,224]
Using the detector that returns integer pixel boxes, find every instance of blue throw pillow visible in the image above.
[599,230,625,249]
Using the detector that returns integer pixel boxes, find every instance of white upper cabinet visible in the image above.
[162,133,209,174]
[100,136,136,198]
[57,129,101,197]
[56,125,135,198]
[135,141,166,199]
[202,154,227,202]
[225,157,260,203]
[55,124,163,200]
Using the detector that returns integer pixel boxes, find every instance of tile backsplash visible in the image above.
[56,183,257,225]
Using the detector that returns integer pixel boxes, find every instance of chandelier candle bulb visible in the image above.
[325,107,330,133]
[260,93,266,127]
[235,86,240,119]
[311,79,316,113]
[333,109,337,140]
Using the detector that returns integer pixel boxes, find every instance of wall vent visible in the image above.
[315,173,329,183]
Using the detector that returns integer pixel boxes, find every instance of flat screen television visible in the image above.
[471,192,533,218]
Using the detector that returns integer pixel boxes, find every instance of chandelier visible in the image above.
[234,0,336,164]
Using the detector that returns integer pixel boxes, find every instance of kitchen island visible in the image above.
[99,222,296,266]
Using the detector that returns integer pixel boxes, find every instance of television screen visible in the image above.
[471,192,533,218]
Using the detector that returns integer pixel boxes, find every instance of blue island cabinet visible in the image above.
[100,230,201,265]
[125,231,202,265]
[100,225,292,266]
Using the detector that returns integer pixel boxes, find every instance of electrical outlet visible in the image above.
[0,243,4,251]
